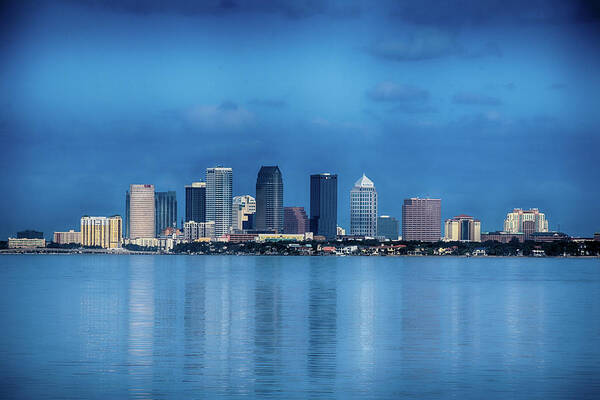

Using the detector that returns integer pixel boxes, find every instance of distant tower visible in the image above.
[185,182,206,223]
[310,173,338,239]
[350,174,378,237]
[503,208,549,233]
[284,207,309,234]
[444,215,481,242]
[128,184,155,239]
[402,198,441,242]
[377,216,399,240]
[155,191,177,235]
[206,167,233,237]
[232,195,256,231]
[255,166,284,233]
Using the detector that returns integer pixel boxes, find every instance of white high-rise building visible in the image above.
[503,208,549,234]
[350,174,378,237]
[129,184,155,239]
[232,195,256,231]
[206,167,233,237]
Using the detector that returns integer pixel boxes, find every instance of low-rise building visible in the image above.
[531,232,569,242]
[481,231,524,243]
[8,238,46,249]
[53,230,81,245]
[224,233,259,243]
[183,221,215,241]
[257,233,311,242]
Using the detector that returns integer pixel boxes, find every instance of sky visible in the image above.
[1,0,599,239]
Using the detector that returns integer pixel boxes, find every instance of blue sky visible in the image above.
[1,0,599,238]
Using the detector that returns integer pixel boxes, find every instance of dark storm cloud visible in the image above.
[62,0,363,19]
[452,92,503,106]
[389,0,600,26]
[368,29,502,62]
[368,29,459,61]
[248,98,287,108]
[367,82,429,103]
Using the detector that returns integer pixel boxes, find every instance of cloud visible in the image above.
[462,42,502,58]
[368,29,459,61]
[452,92,502,106]
[185,101,254,130]
[248,98,287,108]
[388,104,438,114]
[65,0,363,19]
[389,0,599,26]
[548,83,567,90]
[368,28,503,62]
[367,81,429,103]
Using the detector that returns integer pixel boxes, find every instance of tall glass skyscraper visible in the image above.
[310,173,338,239]
[155,191,177,235]
[206,167,233,237]
[255,166,283,233]
[185,182,206,223]
[350,174,378,237]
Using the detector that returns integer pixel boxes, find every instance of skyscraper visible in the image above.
[350,174,378,237]
[284,207,309,234]
[503,208,549,233]
[206,167,233,237]
[255,166,283,233]
[128,184,155,239]
[185,182,206,223]
[402,198,441,242]
[377,216,399,240]
[444,215,481,242]
[155,191,177,236]
[310,173,338,239]
[125,191,130,238]
[232,195,256,231]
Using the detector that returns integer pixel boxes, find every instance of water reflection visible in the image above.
[183,260,206,383]
[1,256,599,399]
[254,258,283,397]
[307,258,337,397]
[128,256,155,399]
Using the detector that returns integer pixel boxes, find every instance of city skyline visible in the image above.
[1,1,599,239]
[10,164,581,241]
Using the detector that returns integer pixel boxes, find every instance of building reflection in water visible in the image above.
[253,257,283,397]
[355,258,375,392]
[78,257,128,370]
[127,256,155,399]
[183,258,206,388]
[226,258,254,396]
[307,257,338,397]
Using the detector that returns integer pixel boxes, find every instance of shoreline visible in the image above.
[1,249,598,259]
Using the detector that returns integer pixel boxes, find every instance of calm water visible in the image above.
[0,255,599,399]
